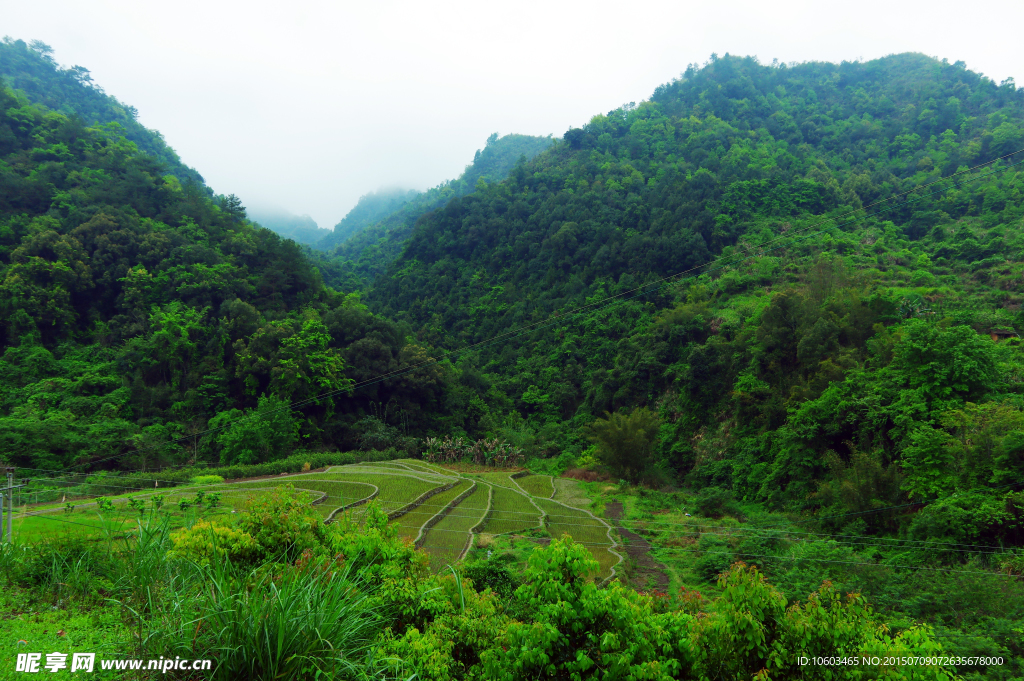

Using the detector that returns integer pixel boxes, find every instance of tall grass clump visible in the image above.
[131,556,383,680]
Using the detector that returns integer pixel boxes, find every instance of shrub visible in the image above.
[237,486,332,563]
[151,494,165,510]
[168,519,259,565]
[128,497,146,516]
[696,533,734,581]
[206,492,221,509]
[191,475,225,485]
[482,537,693,679]
[695,486,739,519]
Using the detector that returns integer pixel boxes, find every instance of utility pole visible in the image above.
[3,468,26,543]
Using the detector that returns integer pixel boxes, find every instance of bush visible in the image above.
[168,519,259,566]
[191,475,225,485]
[210,393,300,466]
[696,533,734,581]
[695,486,740,519]
[237,486,333,563]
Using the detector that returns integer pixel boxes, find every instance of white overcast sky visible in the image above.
[4,0,1022,229]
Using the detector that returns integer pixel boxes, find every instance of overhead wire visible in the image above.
[14,506,1020,581]
[15,472,1024,556]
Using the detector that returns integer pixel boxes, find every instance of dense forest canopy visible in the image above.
[0,37,206,187]
[368,52,1024,504]
[0,65,450,472]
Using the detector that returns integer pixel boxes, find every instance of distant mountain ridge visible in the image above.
[248,207,330,246]
[315,187,420,252]
[310,132,554,291]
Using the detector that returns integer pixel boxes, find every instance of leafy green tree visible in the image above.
[482,537,694,680]
[209,393,299,466]
[586,407,661,483]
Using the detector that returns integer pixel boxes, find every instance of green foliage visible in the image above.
[312,133,554,288]
[235,485,333,563]
[167,519,258,565]
[586,407,661,483]
[210,394,300,466]
[694,486,740,519]
[481,537,694,680]
[191,474,225,485]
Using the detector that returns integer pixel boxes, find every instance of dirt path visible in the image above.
[604,502,670,592]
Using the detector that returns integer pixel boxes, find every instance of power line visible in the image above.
[18,463,1024,551]
[16,504,1019,580]
[415,536,1024,579]
[17,473,1024,555]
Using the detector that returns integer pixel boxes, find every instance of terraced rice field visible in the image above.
[224,480,372,517]
[484,484,542,535]
[391,479,473,540]
[393,460,458,477]
[419,482,491,571]
[535,497,621,578]
[292,470,442,516]
[15,458,618,579]
[516,474,554,498]
[552,477,593,509]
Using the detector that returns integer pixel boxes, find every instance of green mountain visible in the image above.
[310,133,554,291]
[369,52,1024,499]
[315,187,419,252]
[3,46,1024,674]
[247,206,330,246]
[0,37,206,187]
[0,59,446,472]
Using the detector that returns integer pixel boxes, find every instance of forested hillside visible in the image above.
[0,37,206,186]
[371,52,1024,502]
[310,133,553,292]
[0,69,460,473]
[314,187,419,252]
[247,207,329,246]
